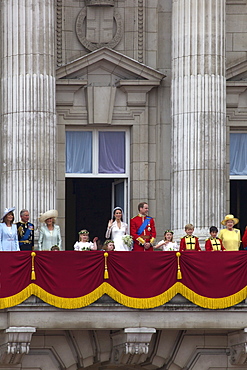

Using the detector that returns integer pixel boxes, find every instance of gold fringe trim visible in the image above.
[0,285,33,309]
[0,284,107,309]
[104,252,109,279]
[0,282,246,310]
[176,282,247,309]
[103,283,178,309]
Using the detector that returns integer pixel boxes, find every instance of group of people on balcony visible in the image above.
[0,207,61,251]
[0,203,246,252]
[104,203,246,252]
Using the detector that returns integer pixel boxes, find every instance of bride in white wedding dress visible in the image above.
[105,207,129,251]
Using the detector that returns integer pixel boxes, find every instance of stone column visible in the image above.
[0,1,56,224]
[171,0,226,239]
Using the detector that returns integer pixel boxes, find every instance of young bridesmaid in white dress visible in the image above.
[74,229,98,251]
[154,230,178,251]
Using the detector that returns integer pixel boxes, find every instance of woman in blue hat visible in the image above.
[0,207,19,251]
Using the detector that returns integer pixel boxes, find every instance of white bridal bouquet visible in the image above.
[122,235,133,250]
[81,246,91,251]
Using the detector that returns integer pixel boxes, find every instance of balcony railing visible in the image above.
[0,250,246,310]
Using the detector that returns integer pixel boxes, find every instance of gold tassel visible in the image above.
[31,252,36,280]
[104,252,109,279]
[176,252,182,280]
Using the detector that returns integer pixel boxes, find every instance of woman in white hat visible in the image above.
[38,210,62,250]
[218,214,241,251]
[0,207,20,251]
[105,207,129,251]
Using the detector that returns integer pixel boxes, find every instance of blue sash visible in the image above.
[20,223,32,243]
[137,216,152,236]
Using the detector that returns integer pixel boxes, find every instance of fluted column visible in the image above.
[171,0,226,239]
[0,1,56,223]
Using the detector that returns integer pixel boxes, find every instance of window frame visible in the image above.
[229,131,247,180]
[65,127,130,178]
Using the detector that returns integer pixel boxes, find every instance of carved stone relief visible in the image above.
[76,1,123,51]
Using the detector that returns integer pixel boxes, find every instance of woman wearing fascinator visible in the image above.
[0,207,19,251]
[105,207,128,251]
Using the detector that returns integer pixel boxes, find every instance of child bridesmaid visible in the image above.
[154,230,178,251]
[74,229,98,251]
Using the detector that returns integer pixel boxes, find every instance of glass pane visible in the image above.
[230,133,247,176]
[98,132,125,173]
[114,181,124,211]
[66,131,92,173]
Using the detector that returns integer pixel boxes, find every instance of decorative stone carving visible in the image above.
[117,81,160,107]
[138,0,144,63]
[0,327,36,365]
[56,0,63,66]
[111,328,156,365]
[86,86,116,124]
[76,6,123,51]
[85,0,114,5]
[229,343,247,365]
[229,328,247,365]
[56,48,164,124]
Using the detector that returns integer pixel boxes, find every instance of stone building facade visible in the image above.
[0,0,247,369]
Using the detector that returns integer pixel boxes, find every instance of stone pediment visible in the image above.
[226,59,247,116]
[56,48,165,122]
[227,59,247,82]
[56,47,165,84]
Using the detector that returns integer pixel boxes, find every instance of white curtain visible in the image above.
[66,131,126,174]
[98,132,125,173]
[66,131,92,173]
[230,133,247,175]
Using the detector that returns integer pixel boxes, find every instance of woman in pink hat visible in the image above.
[218,214,241,251]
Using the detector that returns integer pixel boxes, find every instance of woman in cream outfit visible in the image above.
[38,210,62,250]
[218,214,241,251]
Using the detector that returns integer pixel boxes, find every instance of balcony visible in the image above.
[0,251,247,369]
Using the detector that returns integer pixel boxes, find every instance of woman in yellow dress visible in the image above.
[218,214,241,251]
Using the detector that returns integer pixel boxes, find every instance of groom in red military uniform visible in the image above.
[130,202,156,251]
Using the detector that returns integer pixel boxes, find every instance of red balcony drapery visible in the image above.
[0,251,247,309]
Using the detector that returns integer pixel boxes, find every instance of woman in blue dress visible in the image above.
[0,207,19,251]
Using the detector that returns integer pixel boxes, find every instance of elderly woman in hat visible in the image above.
[74,229,98,251]
[0,207,19,251]
[38,210,62,250]
[105,206,129,251]
[218,214,241,251]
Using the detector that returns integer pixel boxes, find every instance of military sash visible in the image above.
[19,223,32,244]
[137,216,152,236]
